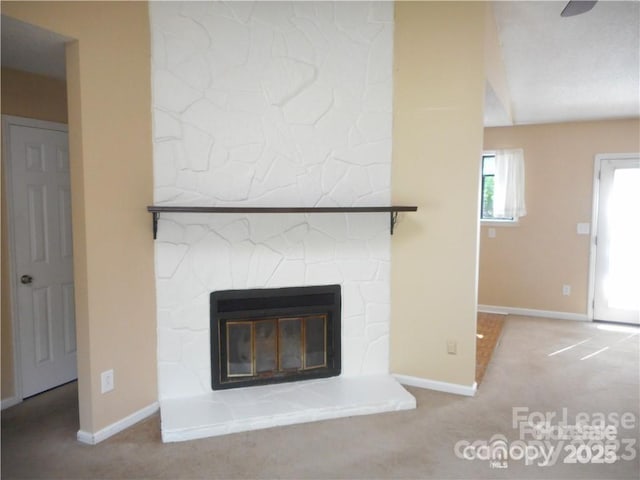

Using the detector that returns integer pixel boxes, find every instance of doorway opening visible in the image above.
[590,154,640,325]
[1,16,77,409]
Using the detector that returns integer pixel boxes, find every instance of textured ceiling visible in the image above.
[486,0,640,126]
[2,2,639,126]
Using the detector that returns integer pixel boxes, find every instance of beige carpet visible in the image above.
[2,315,639,479]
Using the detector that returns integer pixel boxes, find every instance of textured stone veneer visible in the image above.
[150,1,395,401]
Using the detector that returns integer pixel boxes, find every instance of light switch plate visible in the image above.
[577,223,590,235]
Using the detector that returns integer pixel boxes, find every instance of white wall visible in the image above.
[149,1,396,399]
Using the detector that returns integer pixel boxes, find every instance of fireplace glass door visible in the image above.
[227,315,327,377]
[211,285,341,390]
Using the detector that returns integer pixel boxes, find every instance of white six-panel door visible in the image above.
[4,116,77,398]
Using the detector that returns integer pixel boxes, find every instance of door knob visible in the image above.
[20,275,33,285]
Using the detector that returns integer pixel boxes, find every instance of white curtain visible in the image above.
[493,148,526,220]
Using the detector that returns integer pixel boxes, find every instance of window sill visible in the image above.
[480,219,520,227]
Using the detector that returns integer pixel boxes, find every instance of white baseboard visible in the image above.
[1,396,21,410]
[394,374,477,397]
[478,304,588,322]
[77,401,159,445]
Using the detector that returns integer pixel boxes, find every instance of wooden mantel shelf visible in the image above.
[147,205,418,239]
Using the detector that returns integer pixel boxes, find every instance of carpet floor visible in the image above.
[2,315,639,479]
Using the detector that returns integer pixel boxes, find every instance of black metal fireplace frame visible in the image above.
[210,285,341,390]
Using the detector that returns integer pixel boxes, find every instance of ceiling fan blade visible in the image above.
[561,0,597,17]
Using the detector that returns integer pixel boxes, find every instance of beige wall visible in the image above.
[481,119,640,314]
[1,67,68,122]
[391,1,485,387]
[1,2,156,434]
[1,68,69,400]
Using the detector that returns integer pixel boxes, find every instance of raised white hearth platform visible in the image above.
[160,375,416,442]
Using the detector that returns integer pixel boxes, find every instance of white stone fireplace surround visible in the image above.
[150,1,415,442]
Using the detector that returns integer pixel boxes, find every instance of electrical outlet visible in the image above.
[101,369,114,393]
[447,339,457,355]
[488,228,496,238]
[562,284,571,296]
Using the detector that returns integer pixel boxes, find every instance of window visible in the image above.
[481,154,501,220]
[481,149,526,222]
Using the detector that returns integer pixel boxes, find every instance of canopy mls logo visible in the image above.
[454,407,638,468]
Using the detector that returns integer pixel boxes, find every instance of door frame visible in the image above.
[2,114,70,406]
[587,152,640,322]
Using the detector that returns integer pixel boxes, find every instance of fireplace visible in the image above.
[151,2,417,443]
[210,285,341,390]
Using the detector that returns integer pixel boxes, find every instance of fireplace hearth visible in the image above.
[210,285,341,390]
